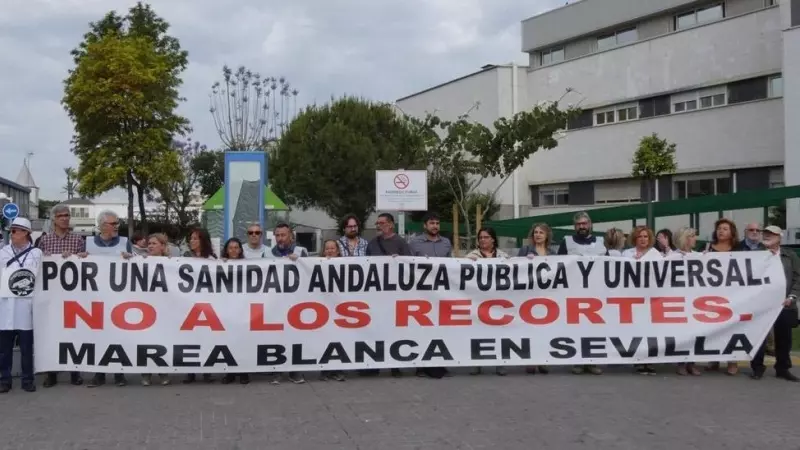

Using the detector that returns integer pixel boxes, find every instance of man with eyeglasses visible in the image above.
[38,204,88,388]
[337,215,368,256]
[243,223,269,259]
[738,223,766,251]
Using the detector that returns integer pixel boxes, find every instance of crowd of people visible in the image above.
[0,205,797,393]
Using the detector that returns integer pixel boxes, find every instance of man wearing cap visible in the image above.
[751,225,800,382]
[38,204,87,387]
[0,218,42,393]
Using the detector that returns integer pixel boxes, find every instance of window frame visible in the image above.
[538,186,570,207]
[673,174,732,199]
[540,47,565,66]
[769,75,783,98]
[596,27,638,51]
[675,3,724,30]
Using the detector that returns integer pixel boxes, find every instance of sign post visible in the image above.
[375,169,427,236]
[2,202,19,221]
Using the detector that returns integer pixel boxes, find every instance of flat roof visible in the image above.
[0,175,31,193]
[521,0,586,24]
[395,63,528,103]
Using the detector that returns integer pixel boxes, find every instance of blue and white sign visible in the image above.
[2,203,19,220]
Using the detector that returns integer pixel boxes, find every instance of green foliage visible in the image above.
[63,167,78,199]
[410,171,500,223]
[63,2,189,235]
[270,97,429,226]
[191,150,225,197]
[769,202,786,229]
[631,133,678,180]
[417,100,574,239]
[150,139,206,228]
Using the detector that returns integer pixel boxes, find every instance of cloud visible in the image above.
[0,0,561,201]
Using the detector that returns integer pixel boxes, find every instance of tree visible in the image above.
[209,66,299,150]
[631,133,678,229]
[63,32,187,238]
[62,167,78,199]
[66,2,189,234]
[270,97,429,226]
[418,100,575,243]
[410,171,500,225]
[191,149,225,197]
[150,138,205,228]
[38,199,61,219]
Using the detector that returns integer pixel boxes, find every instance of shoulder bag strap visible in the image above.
[6,246,34,268]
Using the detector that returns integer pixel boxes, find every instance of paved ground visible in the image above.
[0,364,798,450]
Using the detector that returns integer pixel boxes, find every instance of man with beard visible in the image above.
[363,213,411,377]
[337,214,369,256]
[558,211,605,376]
[409,212,453,378]
[750,226,800,382]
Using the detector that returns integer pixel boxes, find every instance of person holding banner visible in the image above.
[704,218,742,376]
[517,223,552,376]
[86,211,131,388]
[750,226,800,382]
[622,226,662,261]
[603,228,626,257]
[467,227,511,376]
[243,224,269,259]
[670,226,703,376]
[136,233,174,386]
[558,212,605,376]
[318,239,347,382]
[337,215,369,257]
[220,237,251,385]
[182,228,217,385]
[39,204,87,388]
[0,218,41,393]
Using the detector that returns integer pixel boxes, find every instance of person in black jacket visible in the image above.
[738,223,766,251]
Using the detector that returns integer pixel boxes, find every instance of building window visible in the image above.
[70,207,89,219]
[595,179,641,204]
[676,4,724,29]
[674,175,731,199]
[769,75,783,97]
[597,27,638,51]
[728,76,768,104]
[567,109,593,130]
[540,47,565,66]
[765,0,776,6]
[673,99,697,113]
[595,109,615,125]
[617,105,638,122]
[769,168,784,188]
[639,95,671,118]
[539,186,569,206]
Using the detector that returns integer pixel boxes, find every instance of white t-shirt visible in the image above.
[621,247,663,260]
[243,244,269,259]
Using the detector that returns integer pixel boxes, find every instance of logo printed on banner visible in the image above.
[8,268,36,297]
[32,253,787,373]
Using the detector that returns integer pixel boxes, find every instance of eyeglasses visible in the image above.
[105,222,119,227]
[746,228,760,232]
[55,213,70,218]
[248,231,262,236]
[345,225,358,229]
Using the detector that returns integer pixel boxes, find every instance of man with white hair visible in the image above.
[38,204,88,388]
[84,210,131,388]
[750,225,800,382]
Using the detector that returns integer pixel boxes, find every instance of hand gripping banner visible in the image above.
[33,252,786,373]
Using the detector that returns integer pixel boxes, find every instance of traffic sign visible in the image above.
[2,203,19,220]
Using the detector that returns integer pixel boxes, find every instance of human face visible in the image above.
[656,232,669,249]
[10,228,29,246]
[226,241,243,259]
[375,217,394,236]
[274,226,292,247]
[247,226,262,246]
[323,241,340,257]
[683,230,697,252]
[424,219,440,237]
[635,230,650,250]
[532,227,547,245]
[147,237,166,256]
[100,215,120,237]
[574,218,591,236]
[744,223,761,243]
[478,231,494,251]
[762,231,781,249]
[715,223,732,243]
[53,210,71,231]
[344,219,359,238]
[189,232,201,252]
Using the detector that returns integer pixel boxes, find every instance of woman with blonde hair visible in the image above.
[669,226,702,376]
[139,233,172,386]
[603,228,625,256]
[518,223,553,258]
[622,226,661,260]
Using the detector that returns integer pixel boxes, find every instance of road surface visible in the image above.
[1,364,798,450]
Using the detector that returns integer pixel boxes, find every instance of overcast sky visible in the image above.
[0,0,560,202]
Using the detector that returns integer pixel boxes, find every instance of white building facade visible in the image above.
[397,0,800,237]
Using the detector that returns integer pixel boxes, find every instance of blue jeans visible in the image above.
[0,330,34,386]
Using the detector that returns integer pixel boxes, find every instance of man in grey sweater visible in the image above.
[362,213,410,377]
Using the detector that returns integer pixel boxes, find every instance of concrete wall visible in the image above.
[783,2,800,228]
[521,98,784,184]
[526,7,782,107]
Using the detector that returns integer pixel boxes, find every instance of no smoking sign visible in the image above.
[393,174,410,190]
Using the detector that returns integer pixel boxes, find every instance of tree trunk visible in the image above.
[647,179,655,230]
[126,171,135,239]
[137,184,148,235]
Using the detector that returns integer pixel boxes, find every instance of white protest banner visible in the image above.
[34,253,785,373]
